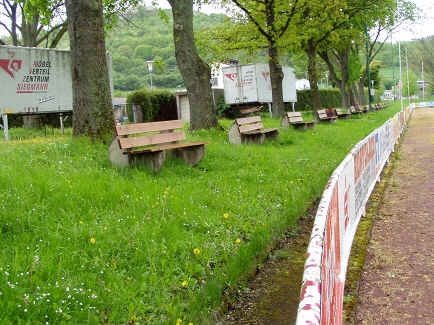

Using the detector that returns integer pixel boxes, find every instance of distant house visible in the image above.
[113,97,128,122]
[296,79,310,90]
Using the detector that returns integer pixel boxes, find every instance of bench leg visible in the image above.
[280,117,289,129]
[292,123,306,130]
[172,145,206,166]
[242,133,265,144]
[129,151,166,171]
[228,122,242,144]
[264,130,279,140]
[109,138,129,168]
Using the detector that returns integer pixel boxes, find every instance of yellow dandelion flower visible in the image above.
[176,319,182,325]
[103,226,107,231]
[193,248,201,255]
[235,238,241,244]
[188,323,193,325]
[181,280,188,287]
[79,220,84,224]
[223,213,229,219]
[89,237,96,244]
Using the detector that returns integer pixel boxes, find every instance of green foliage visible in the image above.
[105,6,229,91]
[294,88,342,110]
[364,60,382,88]
[127,88,175,121]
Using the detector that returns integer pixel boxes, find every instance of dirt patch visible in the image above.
[219,210,316,324]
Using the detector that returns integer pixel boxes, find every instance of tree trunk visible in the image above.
[10,2,19,46]
[306,39,321,112]
[357,80,367,105]
[339,50,350,108]
[65,0,114,142]
[268,45,285,117]
[168,0,217,130]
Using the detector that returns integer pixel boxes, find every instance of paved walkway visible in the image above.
[355,107,434,324]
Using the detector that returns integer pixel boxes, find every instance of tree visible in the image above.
[295,0,353,112]
[65,0,114,142]
[354,0,416,105]
[229,0,301,117]
[0,0,67,48]
[294,0,415,111]
[167,0,217,130]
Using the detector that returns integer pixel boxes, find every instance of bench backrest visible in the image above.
[286,112,304,123]
[317,109,328,119]
[235,115,264,133]
[336,108,349,114]
[116,120,186,150]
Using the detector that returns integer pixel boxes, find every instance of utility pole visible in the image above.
[398,42,403,111]
[421,58,425,101]
[146,60,154,90]
[406,47,410,106]
[365,25,372,110]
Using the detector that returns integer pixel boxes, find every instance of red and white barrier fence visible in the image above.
[296,105,414,325]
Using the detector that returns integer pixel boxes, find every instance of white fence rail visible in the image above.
[296,105,414,325]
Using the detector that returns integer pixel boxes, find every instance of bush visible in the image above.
[127,89,177,122]
[292,89,342,111]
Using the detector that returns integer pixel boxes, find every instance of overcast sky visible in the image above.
[393,0,434,41]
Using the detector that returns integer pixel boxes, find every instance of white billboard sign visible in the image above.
[0,45,73,114]
[222,63,297,105]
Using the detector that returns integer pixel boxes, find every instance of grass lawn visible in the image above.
[0,104,402,324]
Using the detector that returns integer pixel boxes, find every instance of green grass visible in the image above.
[0,104,402,324]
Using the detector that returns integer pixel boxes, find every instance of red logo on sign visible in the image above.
[225,73,238,81]
[0,59,22,78]
[262,71,270,80]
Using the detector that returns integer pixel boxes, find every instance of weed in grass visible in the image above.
[0,104,404,323]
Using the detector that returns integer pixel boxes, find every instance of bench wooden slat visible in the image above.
[116,120,184,136]
[289,116,304,123]
[118,131,186,149]
[287,112,302,118]
[128,141,208,154]
[239,122,264,134]
[235,115,261,125]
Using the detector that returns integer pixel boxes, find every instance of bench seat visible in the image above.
[281,111,315,130]
[317,109,337,123]
[109,120,208,171]
[335,108,351,119]
[228,115,278,144]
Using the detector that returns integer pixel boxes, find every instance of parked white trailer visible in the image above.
[0,45,73,114]
[222,63,297,105]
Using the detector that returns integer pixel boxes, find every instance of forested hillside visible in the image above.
[106,6,226,93]
[376,37,433,95]
[106,5,433,97]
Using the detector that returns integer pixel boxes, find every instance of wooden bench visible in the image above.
[317,109,337,123]
[109,120,208,171]
[280,111,315,130]
[228,115,279,144]
[349,105,363,115]
[335,108,351,119]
